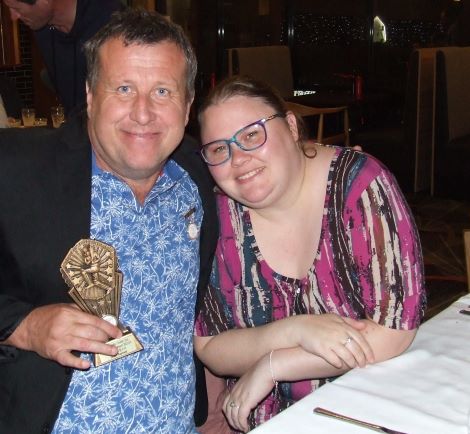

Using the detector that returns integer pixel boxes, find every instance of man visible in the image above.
[0,9,217,433]
[4,0,123,114]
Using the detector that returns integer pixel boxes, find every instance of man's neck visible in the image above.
[127,175,163,206]
[92,151,165,206]
[50,0,77,33]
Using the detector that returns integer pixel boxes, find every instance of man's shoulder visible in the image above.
[0,115,89,159]
[171,134,203,171]
[177,134,200,151]
[171,135,217,223]
[0,127,57,151]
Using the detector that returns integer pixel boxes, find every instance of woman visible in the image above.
[194,76,426,433]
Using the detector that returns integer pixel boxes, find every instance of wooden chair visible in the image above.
[464,230,470,291]
[285,102,350,146]
[227,46,350,146]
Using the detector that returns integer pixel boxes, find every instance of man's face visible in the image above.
[4,0,53,31]
[86,37,192,196]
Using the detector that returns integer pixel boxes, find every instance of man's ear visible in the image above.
[86,81,92,118]
[184,96,194,126]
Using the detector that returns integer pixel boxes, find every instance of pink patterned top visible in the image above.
[195,147,426,429]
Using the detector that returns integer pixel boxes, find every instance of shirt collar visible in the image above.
[91,151,185,205]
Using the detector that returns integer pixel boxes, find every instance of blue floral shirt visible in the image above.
[53,154,202,433]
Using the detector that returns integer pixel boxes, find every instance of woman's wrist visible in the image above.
[273,314,305,348]
[269,350,278,385]
[289,314,309,347]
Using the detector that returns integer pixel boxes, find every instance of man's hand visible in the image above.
[4,303,122,369]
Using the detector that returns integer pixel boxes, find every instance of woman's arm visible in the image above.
[194,313,375,377]
[224,321,416,432]
[268,320,416,383]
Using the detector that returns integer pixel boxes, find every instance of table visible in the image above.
[252,294,470,434]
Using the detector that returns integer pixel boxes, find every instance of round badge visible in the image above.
[187,223,199,240]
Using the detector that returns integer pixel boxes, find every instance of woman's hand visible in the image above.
[223,353,273,433]
[194,313,375,380]
[293,314,375,369]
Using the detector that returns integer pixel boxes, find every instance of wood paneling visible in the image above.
[0,2,21,67]
[129,0,156,10]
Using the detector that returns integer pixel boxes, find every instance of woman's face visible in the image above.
[200,95,301,209]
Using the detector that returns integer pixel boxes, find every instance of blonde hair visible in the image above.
[199,75,315,157]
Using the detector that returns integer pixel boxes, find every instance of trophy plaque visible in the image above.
[60,239,143,367]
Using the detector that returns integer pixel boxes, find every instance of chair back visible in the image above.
[436,47,470,143]
[465,230,470,291]
[433,46,470,199]
[227,46,294,99]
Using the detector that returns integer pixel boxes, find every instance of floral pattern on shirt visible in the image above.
[54,158,202,434]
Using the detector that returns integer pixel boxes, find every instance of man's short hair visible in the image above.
[83,8,197,103]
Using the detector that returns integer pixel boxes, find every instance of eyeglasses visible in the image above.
[200,113,285,166]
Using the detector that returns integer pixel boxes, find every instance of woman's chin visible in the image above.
[234,191,273,209]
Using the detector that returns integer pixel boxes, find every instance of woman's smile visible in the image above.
[236,167,265,182]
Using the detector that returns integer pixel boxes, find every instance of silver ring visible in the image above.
[229,401,240,409]
[344,337,352,346]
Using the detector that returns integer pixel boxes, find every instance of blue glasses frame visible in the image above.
[200,113,285,166]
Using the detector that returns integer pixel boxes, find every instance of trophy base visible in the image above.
[94,328,144,367]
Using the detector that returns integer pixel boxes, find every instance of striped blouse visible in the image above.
[195,147,426,429]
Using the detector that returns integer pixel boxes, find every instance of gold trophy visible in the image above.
[60,239,143,367]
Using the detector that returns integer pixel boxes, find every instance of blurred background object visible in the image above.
[1,0,123,116]
[0,75,23,118]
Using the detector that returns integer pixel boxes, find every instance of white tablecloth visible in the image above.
[252,294,470,434]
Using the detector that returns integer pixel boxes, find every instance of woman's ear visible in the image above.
[285,111,300,142]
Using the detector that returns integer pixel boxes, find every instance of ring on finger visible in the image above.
[229,401,240,409]
[343,336,352,346]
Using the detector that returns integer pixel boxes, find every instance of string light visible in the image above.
[280,13,440,47]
